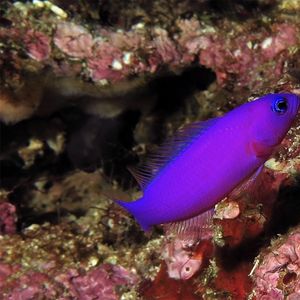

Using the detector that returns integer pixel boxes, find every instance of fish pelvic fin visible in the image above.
[164,209,214,243]
[116,199,152,232]
[229,165,264,200]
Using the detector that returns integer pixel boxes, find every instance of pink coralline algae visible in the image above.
[54,22,93,58]
[2,2,300,89]
[176,18,208,55]
[261,23,298,60]
[252,226,300,300]
[23,30,51,62]
[0,202,17,235]
[0,263,138,299]
[87,41,125,81]
[58,264,139,300]
[149,28,181,70]
[71,19,299,87]
[0,264,19,290]
[198,22,299,87]
[2,269,61,299]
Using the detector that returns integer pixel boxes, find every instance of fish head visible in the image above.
[179,257,202,280]
[163,239,203,280]
[250,93,300,155]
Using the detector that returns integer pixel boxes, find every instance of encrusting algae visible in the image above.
[1,0,300,299]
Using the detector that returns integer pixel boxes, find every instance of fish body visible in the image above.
[117,93,300,231]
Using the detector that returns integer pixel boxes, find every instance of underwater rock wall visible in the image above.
[0,0,300,299]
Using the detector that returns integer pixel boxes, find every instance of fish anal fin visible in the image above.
[164,209,214,244]
[128,117,221,190]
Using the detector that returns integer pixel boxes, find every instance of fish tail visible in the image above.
[116,199,151,232]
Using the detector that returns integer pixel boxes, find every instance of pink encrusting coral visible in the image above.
[198,22,299,87]
[0,264,20,290]
[261,23,298,60]
[54,22,93,58]
[55,19,299,87]
[150,28,181,69]
[87,41,126,82]
[0,263,138,299]
[58,264,139,300]
[0,202,17,235]
[23,30,51,62]
[252,226,300,300]
[1,2,300,299]
[2,1,300,90]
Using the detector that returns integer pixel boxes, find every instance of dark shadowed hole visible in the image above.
[282,272,297,285]
[217,178,300,271]
[267,177,300,235]
[66,65,215,184]
[1,65,215,227]
[208,0,276,20]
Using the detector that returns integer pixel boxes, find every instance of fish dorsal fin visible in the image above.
[127,165,150,191]
[129,117,220,190]
[164,209,214,244]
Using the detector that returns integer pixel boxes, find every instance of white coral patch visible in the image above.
[123,52,132,65]
[261,37,273,49]
[111,59,123,70]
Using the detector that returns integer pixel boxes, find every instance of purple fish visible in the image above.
[117,93,300,231]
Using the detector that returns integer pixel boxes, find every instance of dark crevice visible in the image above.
[1,65,215,227]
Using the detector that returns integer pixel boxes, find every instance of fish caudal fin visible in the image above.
[116,199,151,232]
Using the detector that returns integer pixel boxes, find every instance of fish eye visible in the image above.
[180,263,193,279]
[272,97,288,114]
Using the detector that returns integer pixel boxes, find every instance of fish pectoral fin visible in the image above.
[164,209,214,243]
[250,140,274,158]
